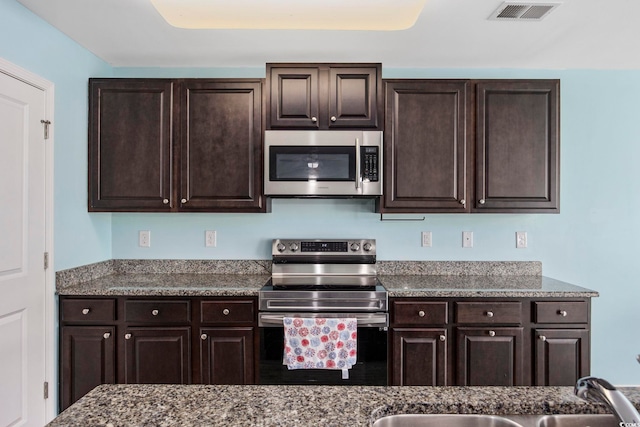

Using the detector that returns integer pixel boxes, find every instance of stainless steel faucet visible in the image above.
[575,376,640,424]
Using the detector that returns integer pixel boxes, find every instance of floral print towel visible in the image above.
[283,317,357,370]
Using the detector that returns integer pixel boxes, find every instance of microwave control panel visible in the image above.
[361,146,379,182]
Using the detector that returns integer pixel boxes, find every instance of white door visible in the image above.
[0,70,47,426]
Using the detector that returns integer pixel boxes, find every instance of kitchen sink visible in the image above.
[371,414,525,427]
[535,414,618,427]
[371,413,620,427]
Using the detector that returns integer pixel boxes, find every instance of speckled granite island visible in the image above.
[48,384,639,427]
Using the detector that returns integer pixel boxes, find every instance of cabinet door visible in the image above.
[380,80,470,212]
[475,80,560,213]
[534,328,589,386]
[124,327,191,384]
[268,66,320,129]
[392,328,447,386]
[88,79,173,211]
[199,327,254,384]
[61,326,115,410]
[456,327,524,386]
[180,80,267,212]
[328,66,381,129]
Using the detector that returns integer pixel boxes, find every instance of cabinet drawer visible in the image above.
[392,301,448,325]
[534,301,588,323]
[124,300,191,323]
[200,300,255,324]
[456,302,522,324]
[61,298,116,322]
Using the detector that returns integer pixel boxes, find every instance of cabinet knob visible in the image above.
[418,310,425,317]
[330,116,337,122]
[559,310,568,317]
[459,199,466,205]
[479,199,486,205]
[81,308,90,315]
[486,311,494,318]
[162,199,169,204]
[151,309,159,316]
[201,334,208,340]
[311,117,317,123]
[488,330,496,337]
[103,332,111,339]
[439,335,446,342]
[222,308,230,316]
[181,198,187,204]
[539,335,547,341]
[125,333,132,340]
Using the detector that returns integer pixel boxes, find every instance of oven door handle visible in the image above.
[259,312,388,328]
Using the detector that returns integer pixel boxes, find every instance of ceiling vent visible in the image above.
[489,2,561,21]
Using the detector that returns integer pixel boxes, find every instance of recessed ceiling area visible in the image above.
[14,0,640,69]
[149,0,428,30]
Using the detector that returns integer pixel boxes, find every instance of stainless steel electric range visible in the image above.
[258,238,388,385]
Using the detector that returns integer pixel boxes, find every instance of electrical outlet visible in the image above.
[421,231,432,247]
[516,231,527,248]
[462,231,473,248]
[205,230,216,247]
[139,230,150,247]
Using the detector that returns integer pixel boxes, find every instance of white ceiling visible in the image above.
[16,0,640,69]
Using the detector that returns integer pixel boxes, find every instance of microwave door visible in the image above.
[270,146,356,182]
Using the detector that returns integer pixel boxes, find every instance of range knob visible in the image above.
[276,243,286,252]
[350,242,360,251]
[289,243,299,252]
[363,242,373,252]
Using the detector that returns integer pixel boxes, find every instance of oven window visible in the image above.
[259,327,387,385]
[269,146,356,181]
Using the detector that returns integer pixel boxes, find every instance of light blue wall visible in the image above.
[0,0,113,270]
[2,0,638,384]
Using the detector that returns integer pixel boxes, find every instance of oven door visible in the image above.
[258,312,388,386]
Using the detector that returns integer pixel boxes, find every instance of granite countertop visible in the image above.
[47,384,640,427]
[56,260,598,298]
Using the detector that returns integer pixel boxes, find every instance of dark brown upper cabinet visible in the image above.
[379,80,471,213]
[89,79,174,211]
[88,78,269,213]
[267,63,382,130]
[474,80,560,213]
[178,80,267,212]
[379,79,560,214]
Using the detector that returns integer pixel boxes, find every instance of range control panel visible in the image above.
[272,239,375,256]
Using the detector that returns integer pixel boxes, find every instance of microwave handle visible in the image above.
[355,137,361,190]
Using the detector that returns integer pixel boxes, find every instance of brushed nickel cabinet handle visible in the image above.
[162,199,169,204]
[103,332,111,339]
[488,330,496,337]
[479,199,486,205]
[559,310,568,317]
[82,308,90,315]
[539,335,547,341]
[222,308,230,316]
[201,334,208,340]
[439,335,446,342]
[181,198,187,204]
[486,311,494,318]
[151,309,159,316]
[311,117,317,123]
[330,116,337,122]
[418,310,425,317]
[459,199,466,205]
[125,333,132,340]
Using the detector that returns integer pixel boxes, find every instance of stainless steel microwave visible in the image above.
[264,130,383,197]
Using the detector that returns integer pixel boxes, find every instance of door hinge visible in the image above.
[40,120,51,140]
[44,381,49,399]
[44,252,49,270]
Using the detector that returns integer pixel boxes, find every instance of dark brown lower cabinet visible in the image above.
[124,327,191,384]
[61,326,116,410]
[534,328,590,386]
[200,327,254,384]
[60,296,257,411]
[456,327,524,386]
[391,328,447,386]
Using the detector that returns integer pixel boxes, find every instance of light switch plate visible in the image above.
[462,231,473,248]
